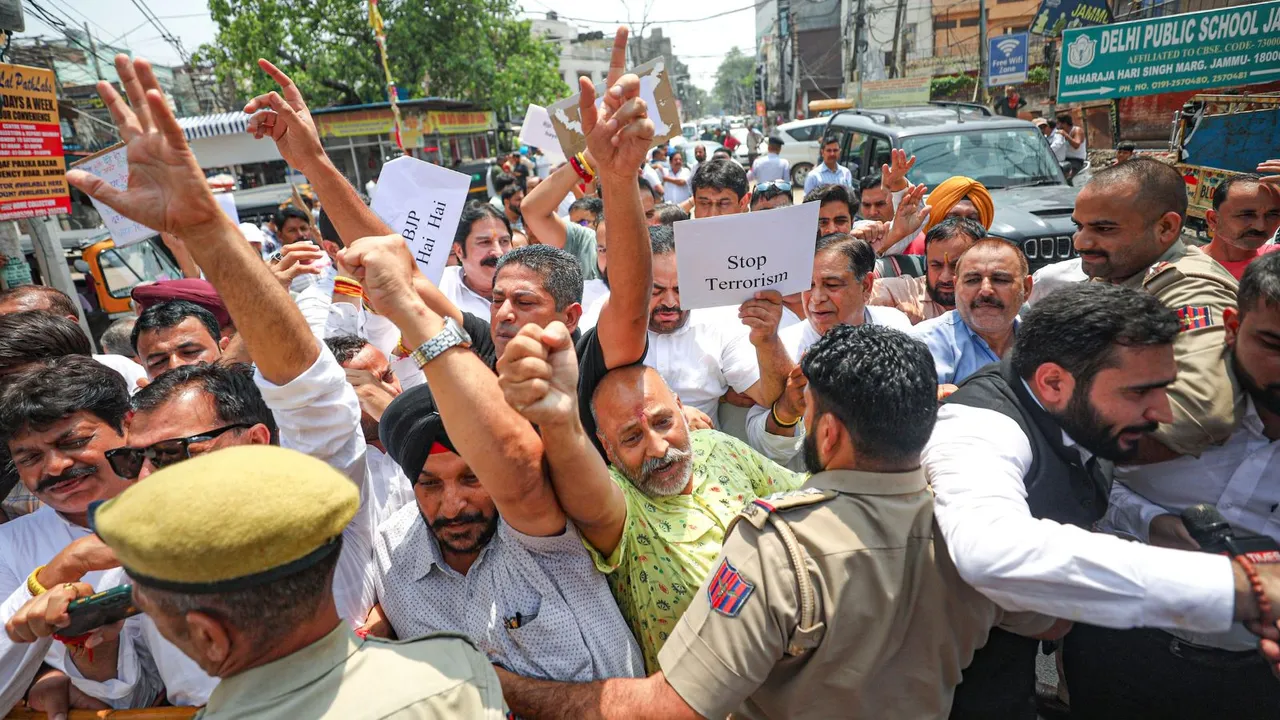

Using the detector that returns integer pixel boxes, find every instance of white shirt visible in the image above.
[1046,131,1068,163]
[0,507,138,714]
[922,402,1235,633]
[1100,396,1280,650]
[663,167,694,205]
[258,344,377,627]
[366,445,416,530]
[645,308,760,424]
[641,165,663,196]
[579,290,608,331]
[1063,129,1087,160]
[373,505,643,681]
[1028,257,1087,305]
[92,354,146,394]
[438,265,494,320]
[744,306,911,466]
[749,153,790,183]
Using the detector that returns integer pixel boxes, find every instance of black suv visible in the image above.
[822,103,1080,273]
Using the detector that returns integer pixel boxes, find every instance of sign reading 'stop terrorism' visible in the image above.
[1058,0,1280,100]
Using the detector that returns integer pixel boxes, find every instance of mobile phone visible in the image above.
[59,585,139,638]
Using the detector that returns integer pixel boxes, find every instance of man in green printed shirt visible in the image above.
[499,323,806,671]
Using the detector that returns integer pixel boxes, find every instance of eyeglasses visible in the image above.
[106,424,252,479]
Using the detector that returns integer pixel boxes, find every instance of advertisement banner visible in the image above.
[860,77,932,108]
[1058,0,1280,101]
[426,110,496,135]
[0,63,70,221]
[1030,0,1113,39]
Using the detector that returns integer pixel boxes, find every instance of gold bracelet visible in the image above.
[770,402,800,428]
[26,565,48,597]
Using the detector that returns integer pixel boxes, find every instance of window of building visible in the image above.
[959,16,980,26]
[933,17,957,29]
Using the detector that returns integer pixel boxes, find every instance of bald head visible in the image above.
[590,365,694,497]
[0,285,79,319]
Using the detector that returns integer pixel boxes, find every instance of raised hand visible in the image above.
[881,148,917,192]
[739,290,784,347]
[884,182,931,252]
[244,59,328,173]
[579,28,655,183]
[497,322,581,429]
[65,56,221,237]
[337,235,420,318]
[1259,159,1280,185]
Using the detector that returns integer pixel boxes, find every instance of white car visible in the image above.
[775,117,831,186]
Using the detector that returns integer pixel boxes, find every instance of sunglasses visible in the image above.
[754,181,792,195]
[106,424,252,479]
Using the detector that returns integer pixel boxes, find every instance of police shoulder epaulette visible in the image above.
[735,488,837,530]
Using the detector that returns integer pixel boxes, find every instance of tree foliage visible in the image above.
[194,0,568,110]
[713,47,754,115]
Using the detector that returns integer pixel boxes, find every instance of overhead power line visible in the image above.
[522,0,768,26]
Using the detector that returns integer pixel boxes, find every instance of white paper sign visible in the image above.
[371,156,471,286]
[70,144,156,247]
[518,105,565,164]
[213,192,239,224]
[673,202,820,311]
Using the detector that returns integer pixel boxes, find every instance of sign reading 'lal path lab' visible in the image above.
[371,156,471,285]
[673,202,819,311]
[1058,0,1280,100]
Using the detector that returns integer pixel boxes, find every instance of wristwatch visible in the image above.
[410,316,472,369]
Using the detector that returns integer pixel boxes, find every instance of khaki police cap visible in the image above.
[91,445,357,593]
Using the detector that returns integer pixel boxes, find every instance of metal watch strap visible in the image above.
[410,317,470,369]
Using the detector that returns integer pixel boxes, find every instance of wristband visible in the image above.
[569,154,594,183]
[26,565,48,597]
[770,402,800,428]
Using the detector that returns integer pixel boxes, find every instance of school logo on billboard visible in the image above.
[1067,34,1097,69]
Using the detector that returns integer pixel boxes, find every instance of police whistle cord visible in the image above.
[1181,504,1276,621]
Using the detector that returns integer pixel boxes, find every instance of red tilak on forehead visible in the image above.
[428,442,452,455]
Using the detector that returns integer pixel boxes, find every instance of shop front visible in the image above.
[312,100,497,190]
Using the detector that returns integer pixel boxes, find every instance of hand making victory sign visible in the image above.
[579,27,655,183]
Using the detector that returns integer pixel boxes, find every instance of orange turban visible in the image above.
[924,176,994,232]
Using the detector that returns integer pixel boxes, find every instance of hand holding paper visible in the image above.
[673,202,820,310]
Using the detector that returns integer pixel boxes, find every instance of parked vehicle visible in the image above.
[775,117,831,186]
[822,102,1079,274]
[16,229,183,343]
[1171,93,1280,235]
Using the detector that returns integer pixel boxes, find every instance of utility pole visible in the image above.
[974,0,987,103]
[853,0,866,104]
[890,0,907,78]
[790,11,800,118]
[84,23,104,82]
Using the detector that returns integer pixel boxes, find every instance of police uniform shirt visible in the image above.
[749,153,790,184]
[1118,240,1239,456]
[657,469,1051,720]
[197,625,506,719]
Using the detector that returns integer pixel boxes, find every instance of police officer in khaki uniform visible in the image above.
[492,324,1054,720]
[93,446,506,720]
[1073,157,1239,458]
